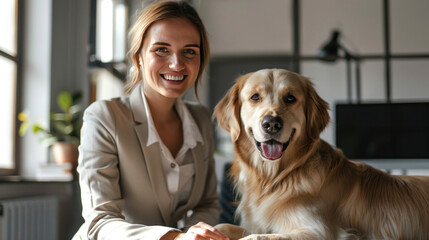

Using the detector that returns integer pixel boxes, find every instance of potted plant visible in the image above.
[18,91,83,166]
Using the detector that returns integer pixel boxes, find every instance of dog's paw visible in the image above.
[215,223,250,240]
[239,235,263,240]
[239,234,289,240]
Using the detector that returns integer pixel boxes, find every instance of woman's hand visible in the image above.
[183,222,229,240]
[164,221,230,240]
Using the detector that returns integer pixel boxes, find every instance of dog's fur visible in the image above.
[213,69,429,240]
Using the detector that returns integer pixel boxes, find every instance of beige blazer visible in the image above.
[73,84,220,240]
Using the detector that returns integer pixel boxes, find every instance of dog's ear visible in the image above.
[213,73,251,142]
[304,77,330,141]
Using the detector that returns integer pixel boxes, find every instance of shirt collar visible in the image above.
[141,88,203,148]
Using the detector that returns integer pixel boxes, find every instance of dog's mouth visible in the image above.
[255,129,296,161]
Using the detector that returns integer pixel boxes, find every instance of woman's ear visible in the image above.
[304,77,330,141]
[213,73,251,142]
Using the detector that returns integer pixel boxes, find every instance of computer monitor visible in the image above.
[335,102,429,160]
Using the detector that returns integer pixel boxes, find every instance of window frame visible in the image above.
[88,0,128,102]
[88,0,128,80]
[0,0,23,176]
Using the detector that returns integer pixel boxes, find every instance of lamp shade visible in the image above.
[318,30,341,62]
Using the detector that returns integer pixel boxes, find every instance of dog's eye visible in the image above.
[250,93,261,102]
[285,94,296,103]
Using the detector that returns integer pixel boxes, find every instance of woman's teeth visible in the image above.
[163,74,184,81]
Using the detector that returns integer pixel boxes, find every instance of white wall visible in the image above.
[20,0,90,178]
[196,0,429,146]
[20,0,52,177]
[194,0,292,55]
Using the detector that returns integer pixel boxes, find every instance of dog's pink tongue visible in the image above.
[261,141,283,159]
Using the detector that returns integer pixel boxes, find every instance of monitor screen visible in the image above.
[335,102,429,159]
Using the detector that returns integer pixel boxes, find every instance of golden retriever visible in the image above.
[213,69,429,240]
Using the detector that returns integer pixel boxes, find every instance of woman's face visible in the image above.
[140,17,201,100]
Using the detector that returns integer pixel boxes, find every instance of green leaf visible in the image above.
[57,91,73,112]
[39,136,58,147]
[53,121,73,135]
[19,121,29,136]
[69,105,82,115]
[32,124,45,133]
[51,113,68,121]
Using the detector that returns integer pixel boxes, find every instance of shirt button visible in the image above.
[170,163,176,168]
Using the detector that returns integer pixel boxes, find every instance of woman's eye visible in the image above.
[183,49,198,58]
[155,47,169,56]
[250,93,261,102]
[285,94,296,103]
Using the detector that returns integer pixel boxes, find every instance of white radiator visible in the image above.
[0,196,58,240]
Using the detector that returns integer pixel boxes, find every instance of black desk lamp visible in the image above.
[319,30,361,103]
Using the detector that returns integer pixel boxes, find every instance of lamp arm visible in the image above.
[338,44,355,60]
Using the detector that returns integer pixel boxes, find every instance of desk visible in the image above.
[358,159,429,175]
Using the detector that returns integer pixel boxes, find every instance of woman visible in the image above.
[73,1,228,239]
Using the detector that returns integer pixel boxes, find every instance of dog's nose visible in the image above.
[261,115,283,134]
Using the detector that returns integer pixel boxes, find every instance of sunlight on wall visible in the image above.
[0,58,15,168]
[93,69,124,101]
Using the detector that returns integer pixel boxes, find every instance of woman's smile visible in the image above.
[162,74,186,82]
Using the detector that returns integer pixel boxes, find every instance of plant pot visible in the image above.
[52,142,79,167]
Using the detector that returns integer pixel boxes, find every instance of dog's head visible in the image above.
[214,69,329,163]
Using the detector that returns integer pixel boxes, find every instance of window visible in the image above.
[96,0,127,63]
[0,0,20,175]
[89,0,128,101]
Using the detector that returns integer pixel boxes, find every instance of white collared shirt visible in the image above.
[141,90,203,210]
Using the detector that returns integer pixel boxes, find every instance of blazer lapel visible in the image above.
[130,85,172,225]
[184,103,208,210]
[174,144,207,217]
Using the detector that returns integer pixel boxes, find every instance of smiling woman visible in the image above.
[73,1,227,240]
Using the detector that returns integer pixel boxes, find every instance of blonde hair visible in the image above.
[125,0,210,98]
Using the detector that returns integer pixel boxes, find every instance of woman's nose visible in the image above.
[169,54,185,71]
